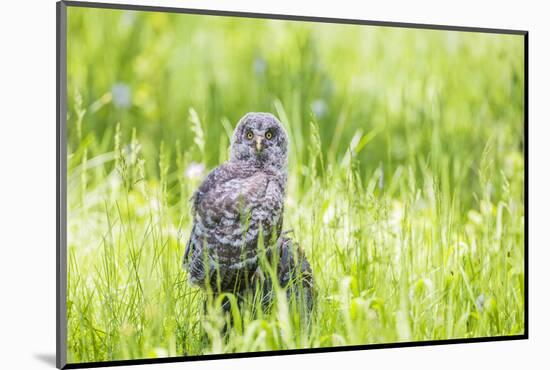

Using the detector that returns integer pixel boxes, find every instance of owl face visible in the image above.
[230,113,288,167]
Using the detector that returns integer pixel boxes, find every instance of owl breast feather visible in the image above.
[184,163,285,289]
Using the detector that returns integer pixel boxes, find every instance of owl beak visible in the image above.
[255,136,263,152]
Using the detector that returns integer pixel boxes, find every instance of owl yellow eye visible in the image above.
[265,131,273,140]
[246,131,254,140]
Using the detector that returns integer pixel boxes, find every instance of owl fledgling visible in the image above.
[183,112,313,312]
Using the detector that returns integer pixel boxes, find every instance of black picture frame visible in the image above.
[56,1,528,368]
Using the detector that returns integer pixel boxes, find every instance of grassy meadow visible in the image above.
[65,7,525,364]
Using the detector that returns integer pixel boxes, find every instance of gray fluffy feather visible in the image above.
[182,112,313,310]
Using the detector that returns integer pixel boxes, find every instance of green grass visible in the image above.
[65,7,525,363]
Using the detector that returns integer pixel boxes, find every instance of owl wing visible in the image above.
[257,236,314,313]
[277,236,314,311]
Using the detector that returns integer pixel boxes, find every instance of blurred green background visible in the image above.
[67,8,524,207]
[66,6,524,363]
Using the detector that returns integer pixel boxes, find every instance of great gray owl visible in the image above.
[182,112,313,312]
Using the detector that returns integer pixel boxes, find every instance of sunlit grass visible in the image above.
[65,7,524,364]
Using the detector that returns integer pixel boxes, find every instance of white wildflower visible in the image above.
[184,162,205,180]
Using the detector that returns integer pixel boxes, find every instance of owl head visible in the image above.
[230,112,288,168]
